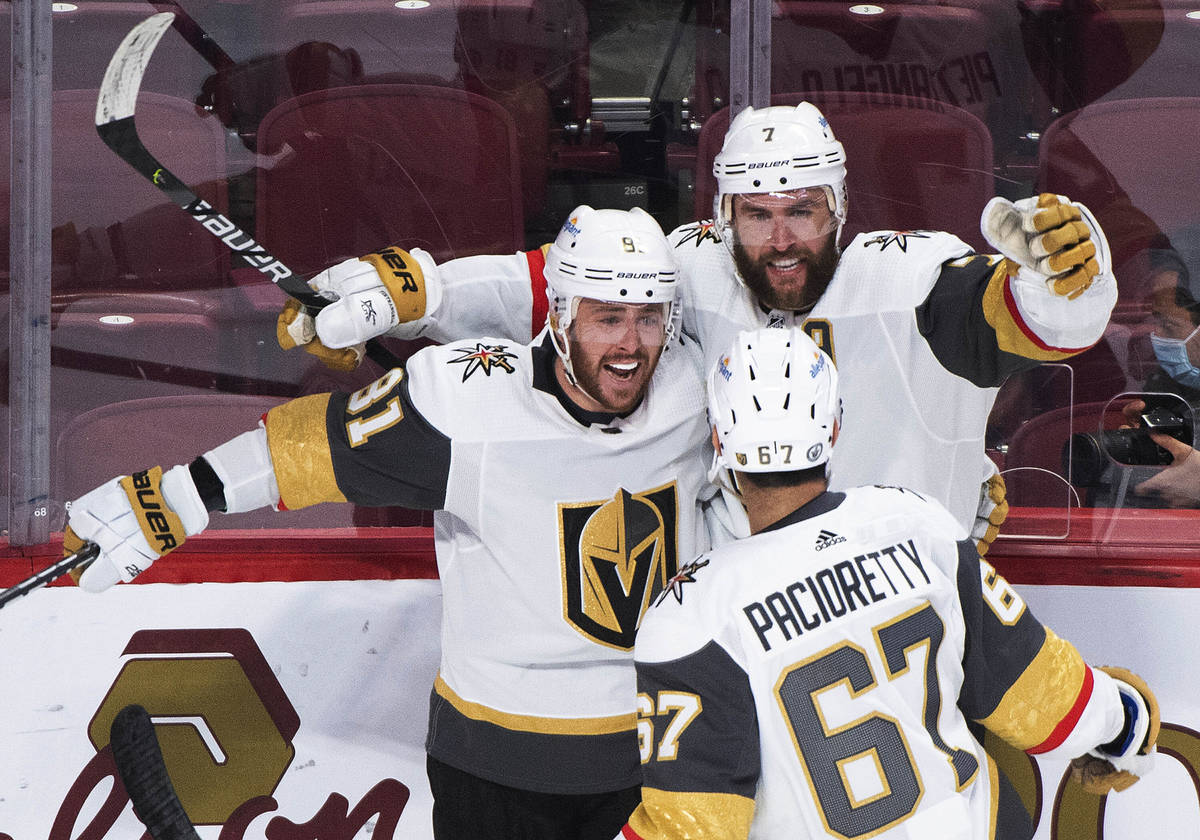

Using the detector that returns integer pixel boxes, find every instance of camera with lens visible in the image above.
[1067,395,1194,487]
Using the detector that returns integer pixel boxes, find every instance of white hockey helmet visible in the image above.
[544,205,681,380]
[712,103,848,250]
[707,326,841,486]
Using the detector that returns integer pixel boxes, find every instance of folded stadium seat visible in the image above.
[1037,98,1200,306]
[1053,2,1200,113]
[55,394,429,529]
[692,91,995,252]
[0,89,231,297]
[255,83,524,269]
[270,0,591,221]
[688,0,1037,166]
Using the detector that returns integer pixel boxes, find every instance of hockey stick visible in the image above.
[150,0,236,73]
[94,12,404,371]
[111,704,202,840]
[0,542,99,610]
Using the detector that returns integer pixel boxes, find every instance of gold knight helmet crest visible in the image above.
[559,483,679,649]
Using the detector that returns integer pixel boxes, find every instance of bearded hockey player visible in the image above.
[63,207,713,840]
[615,327,1158,840]
[278,101,1118,553]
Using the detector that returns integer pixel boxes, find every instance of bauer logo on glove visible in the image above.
[64,464,210,592]
[275,244,441,371]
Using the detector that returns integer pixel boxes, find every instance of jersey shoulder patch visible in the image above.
[853,484,967,540]
[636,554,720,664]
[669,219,723,250]
[438,339,523,382]
[404,338,533,432]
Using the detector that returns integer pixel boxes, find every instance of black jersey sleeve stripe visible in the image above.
[916,255,1043,387]
[636,640,759,797]
[955,539,1046,722]
[325,368,452,509]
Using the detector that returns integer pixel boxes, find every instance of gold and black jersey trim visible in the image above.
[265,393,347,510]
[426,675,641,794]
[625,788,755,840]
[434,674,635,735]
[267,367,451,511]
[976,628,1090,752]
[917,255,1084,388]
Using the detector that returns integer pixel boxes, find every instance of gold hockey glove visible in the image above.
[981,193,1112,300]
[276,245,436,370]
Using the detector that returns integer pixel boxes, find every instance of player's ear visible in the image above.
[832,419,840,447]
[711,426,722,452]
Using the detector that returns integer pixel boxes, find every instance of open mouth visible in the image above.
[767,256,804,275]
[604,361,640,381]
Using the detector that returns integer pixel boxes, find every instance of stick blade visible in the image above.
[111,704,201,840]
[96,12,175,125]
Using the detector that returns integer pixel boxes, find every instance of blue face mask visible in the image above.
[1151,323,1200,389]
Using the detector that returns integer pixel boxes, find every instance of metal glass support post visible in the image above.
[729,0,772,118]
[7,0,53,544]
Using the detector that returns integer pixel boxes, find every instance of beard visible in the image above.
[568,341,661,415]
[732,232,840,312]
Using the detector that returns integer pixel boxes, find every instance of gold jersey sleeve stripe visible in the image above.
[434,674,635,736]
[625,786,754,840]
[265,394,348,510]
[985,753,1001,840]
[976,628,1090,751]
[981,260,1088,361]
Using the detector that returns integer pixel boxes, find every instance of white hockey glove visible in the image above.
[64,465,209,593]
[981,193,1112,300]
[1070,666,1160,795]
[276,245,439,371]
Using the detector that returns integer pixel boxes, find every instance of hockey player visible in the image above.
[62,207,713,840]
[277,101,1118,551]
[616,327,1158,840]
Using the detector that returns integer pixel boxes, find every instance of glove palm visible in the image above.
[981,193,1111,300]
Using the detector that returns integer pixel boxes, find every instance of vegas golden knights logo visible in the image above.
[559,483,679,650]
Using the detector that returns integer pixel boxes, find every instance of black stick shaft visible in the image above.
[0,543,100,610]
[111,705,202,840]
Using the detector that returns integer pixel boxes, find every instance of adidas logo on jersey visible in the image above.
[814,529,846,551]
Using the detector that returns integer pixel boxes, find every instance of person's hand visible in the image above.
[1134,432,1200,506]
[981,193,1112,299]
[64,465,208,592]
[1119,398,1146,427]
[276,245,437,370]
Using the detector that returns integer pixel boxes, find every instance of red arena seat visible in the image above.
[1038,97,1200,300]
[255,83,524,270]
[0,89,230,296]
[691,0,1039,163]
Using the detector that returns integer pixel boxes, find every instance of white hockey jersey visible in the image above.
[668,224,1115,530]
[401,224,1115,533]
[261,331,713,793]
[622,486,1128,840]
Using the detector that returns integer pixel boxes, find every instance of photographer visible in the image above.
[1069,245,1200,508]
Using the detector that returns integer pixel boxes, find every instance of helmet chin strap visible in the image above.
[549,313,610,410]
